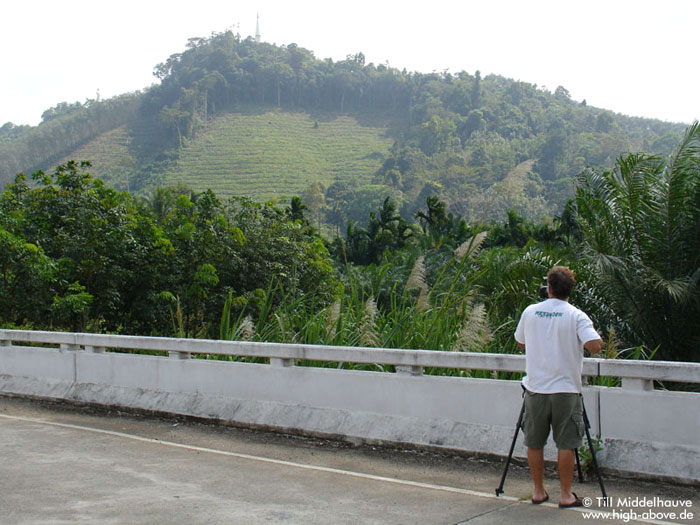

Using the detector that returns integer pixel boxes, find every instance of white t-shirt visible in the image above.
[515,298,600,394]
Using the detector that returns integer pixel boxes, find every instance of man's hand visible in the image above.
[584,338,604,355]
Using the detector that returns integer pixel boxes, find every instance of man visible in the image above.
[514,266,603,508]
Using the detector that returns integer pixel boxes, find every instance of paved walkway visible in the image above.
[0,396,696,524]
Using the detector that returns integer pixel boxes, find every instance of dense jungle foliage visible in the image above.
[2,123,698,365]
[0,31,687,230]
[0,161,338,337]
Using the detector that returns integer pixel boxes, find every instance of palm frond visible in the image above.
[574,124,700,360]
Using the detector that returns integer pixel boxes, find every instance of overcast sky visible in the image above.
[2,0,698,127]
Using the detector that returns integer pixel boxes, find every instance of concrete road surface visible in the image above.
[0,396,696,524]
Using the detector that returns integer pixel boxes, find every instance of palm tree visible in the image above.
[575,122,700,362]
[415,196,450,249]
[287,196,309,224]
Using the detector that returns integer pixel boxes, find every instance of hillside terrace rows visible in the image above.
[162,112,393,201]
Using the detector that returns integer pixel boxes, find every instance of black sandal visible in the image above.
[559,492,584,508]
[532,492,549,505]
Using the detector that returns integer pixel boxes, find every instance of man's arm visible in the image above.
[584,338,604,355]
[516,341,525,350]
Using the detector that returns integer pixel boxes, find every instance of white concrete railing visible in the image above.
[1,329,697,388]
[1,330,699,482]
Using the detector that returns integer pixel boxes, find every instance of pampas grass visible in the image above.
[452,301,493,352]
[454,231,488,261]
[406,255,427,290]
[214,243,543,380]
[406,255,431,311]
[358,297,380,347]
[234,315,255,341]
[325,300,341,340]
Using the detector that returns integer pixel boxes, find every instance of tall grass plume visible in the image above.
[454,231,488,261]
[406,255,431,311]
[358,297,380,347]
[234,315,255,341]
[452,302,493,352]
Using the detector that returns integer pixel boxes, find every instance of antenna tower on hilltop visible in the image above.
[255,13,261,42]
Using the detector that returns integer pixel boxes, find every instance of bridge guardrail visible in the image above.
[2,329,698,390]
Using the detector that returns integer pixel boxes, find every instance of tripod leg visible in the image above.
[575,447,583,483]
[582,400,607,499]
[495,397,525,496]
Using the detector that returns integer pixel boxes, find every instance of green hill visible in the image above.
[2,31,690,227]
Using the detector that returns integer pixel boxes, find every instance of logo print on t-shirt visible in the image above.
[535,311,563,318]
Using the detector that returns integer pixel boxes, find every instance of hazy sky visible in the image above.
[2,0,698,126]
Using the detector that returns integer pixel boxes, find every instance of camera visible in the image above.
[538,276,549,300]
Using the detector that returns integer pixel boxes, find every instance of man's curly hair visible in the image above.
[547,266,576,299]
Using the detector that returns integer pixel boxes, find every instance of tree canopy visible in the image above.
[0,162,339,336]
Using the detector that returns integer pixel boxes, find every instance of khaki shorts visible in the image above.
[521,390,584,450]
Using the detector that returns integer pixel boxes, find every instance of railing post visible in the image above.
[60,343,81,352]
[0,337,11,347]
[622,377,654,391]
[85,346,106,354]
[168,351,191,360]
[395,365,424,376]
[270,357,294,367]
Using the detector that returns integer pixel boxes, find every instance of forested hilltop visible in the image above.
[0,30,688,229]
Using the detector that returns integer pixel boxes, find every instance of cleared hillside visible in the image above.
[52,110,394,200]
[56,126,134,191]
[55,118,167,192]
[161,111,394,201]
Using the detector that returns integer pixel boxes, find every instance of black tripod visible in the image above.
[495,391,607,499]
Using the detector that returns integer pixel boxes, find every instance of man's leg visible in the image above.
[558,449,577,505]
[523,391,551,502]
[527,448,548,502]
[551,394,584,506]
